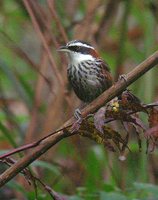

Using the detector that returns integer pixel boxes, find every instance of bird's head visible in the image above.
[58,40,99,64]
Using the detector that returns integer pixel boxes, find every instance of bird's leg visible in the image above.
[74,108,82,121]
[118,74,128,83]
[71,108,83,132]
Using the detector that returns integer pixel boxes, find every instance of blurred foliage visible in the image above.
[0,0,158,199]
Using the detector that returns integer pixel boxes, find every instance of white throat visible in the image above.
[68,52,95,65]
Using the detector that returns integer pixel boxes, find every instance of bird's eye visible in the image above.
[76,46,80,51]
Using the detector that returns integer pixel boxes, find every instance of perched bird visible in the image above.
[58,40,113,103]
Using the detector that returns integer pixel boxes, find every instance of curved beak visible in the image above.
[58,45,68,52]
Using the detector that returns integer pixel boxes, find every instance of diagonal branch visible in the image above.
[0,51,158,187]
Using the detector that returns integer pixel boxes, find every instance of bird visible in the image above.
[58,40,113,104]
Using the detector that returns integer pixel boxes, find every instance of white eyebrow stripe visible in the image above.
[68,42,94,49]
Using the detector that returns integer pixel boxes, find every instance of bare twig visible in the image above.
[115,0,131,79]
[0,125,71,160]
[25,49,49,142]
[95,0,120,42]
[0,128,76,187]
[0,157,60,199]
[0,51,158,187]
[47,0,68,43]
[22,0,72,110]
[22,0,64,88]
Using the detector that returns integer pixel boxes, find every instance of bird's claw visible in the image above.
[74,108,82,120]
[71,108,83,132]
[119,74,127,83]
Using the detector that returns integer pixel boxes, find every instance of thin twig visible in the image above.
[115,0,131,79]
[25,49,49,142]
[95,0,120,42]
[22,0,64,88]
[0,125,72,160]
[47,0,68,43]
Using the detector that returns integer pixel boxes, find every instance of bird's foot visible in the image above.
[74,108,82,120]
[71,108,83,132]
[118,74,127,83]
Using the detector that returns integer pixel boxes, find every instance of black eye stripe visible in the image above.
[68,46,80,52]
[68,46,91,54]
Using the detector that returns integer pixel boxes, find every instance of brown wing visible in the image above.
[99,59,113,89]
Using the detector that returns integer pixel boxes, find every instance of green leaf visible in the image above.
[133,182,158,197]
[102,183,115,192]
[70,196,84,200]
[15,71,34,102]
[0,59,32,109]
[7,180,26,193]
[100,191,128,200]
[0,121,17,147]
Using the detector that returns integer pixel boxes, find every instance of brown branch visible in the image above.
[0,51,158,187]
[22,0,72,109]
[47,0,68,43]
[25,50,49,142]
[0,128,75,187]
[0,125,71,160]
[22,0,64,88]
[1,99,157,159]
[115,0,131,79]
[0,157,60,198]
[95,0,120,42]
